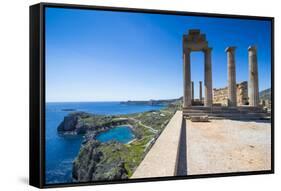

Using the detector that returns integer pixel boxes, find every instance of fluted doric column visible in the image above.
[199,81,202,102]
[204,47,213,107]
[248,46,259,106]
[191,81,194,101]
[225,46,237,107]
[183,48,191,108]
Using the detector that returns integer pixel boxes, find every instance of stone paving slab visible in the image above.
[131,111,183,179]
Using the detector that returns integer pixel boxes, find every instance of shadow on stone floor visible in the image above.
[176,119,187,176]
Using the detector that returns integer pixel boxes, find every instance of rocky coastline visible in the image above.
[57,112,133,136]
[57,103,178,182]
[72,140,129,181]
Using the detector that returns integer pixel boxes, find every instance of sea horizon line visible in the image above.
[46,98,180,104]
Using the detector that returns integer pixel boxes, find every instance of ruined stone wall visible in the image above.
[213,81,248,106]
[237,81,249,106]
[213,87,228,105]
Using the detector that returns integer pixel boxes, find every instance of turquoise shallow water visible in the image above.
[96,125,135,144]
[45,102,164,184]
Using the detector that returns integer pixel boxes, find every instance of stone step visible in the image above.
[238,108,266,113]
[183,107,267,114]
[183,112,269,120]
[183,110,249,114]
[183,106,266,111]
[190,115,209,122]
[183,109,211,113]
[185,115,269,120]
[183,112,269,115]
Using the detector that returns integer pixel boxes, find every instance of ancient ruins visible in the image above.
[182,29,268,120]
[132,29,271,178]
[213,81,248,106]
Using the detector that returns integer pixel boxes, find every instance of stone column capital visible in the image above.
[183,48,192,54]
[203,47,212,53]
[248,45,257,52]
[225,46,236,52]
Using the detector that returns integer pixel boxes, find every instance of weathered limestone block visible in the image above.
[190,115,209,122]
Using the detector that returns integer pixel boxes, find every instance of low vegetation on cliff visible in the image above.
[58,101,180,182]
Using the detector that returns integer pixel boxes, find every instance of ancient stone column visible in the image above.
[199,81,202,102]
[183,48,192,108]
[191,81,194,101]
[204,47,213,107]
[248,46,259,107]
[225,46,237,107]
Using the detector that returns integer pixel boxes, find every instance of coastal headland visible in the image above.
[57,101,180,182]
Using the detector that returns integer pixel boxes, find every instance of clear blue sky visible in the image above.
[45,7,271,102]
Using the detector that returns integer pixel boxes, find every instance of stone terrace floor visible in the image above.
[131,112,271,178]
[185,119,271,175]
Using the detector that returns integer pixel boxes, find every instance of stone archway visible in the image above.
[183,29,213,108]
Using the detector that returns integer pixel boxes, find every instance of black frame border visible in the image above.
[29,2,275,189]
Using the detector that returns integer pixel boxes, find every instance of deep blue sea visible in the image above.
[45,102,164,184]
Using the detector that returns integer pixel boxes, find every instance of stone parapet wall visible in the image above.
[131,111,183,178]
[213,81,248,106]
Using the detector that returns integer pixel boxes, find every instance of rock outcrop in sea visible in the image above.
[57,112,90,134]
[57,112,124,135]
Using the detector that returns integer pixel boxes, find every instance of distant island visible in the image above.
[61,108,76,111]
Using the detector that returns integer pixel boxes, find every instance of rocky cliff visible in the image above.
[72,140,128,182]
[57,112,127,135]
[57,104,178,182]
